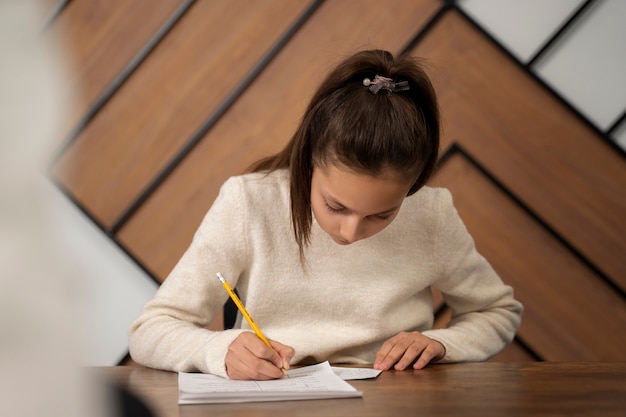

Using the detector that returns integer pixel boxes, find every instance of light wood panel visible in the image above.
[432,151,626,360]
[52,0,312,227]
[410,10,626,291]
[116,0,441,280]
[46,0,183,148]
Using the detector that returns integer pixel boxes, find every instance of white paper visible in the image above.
[331,366,382,380]
[178,361,363,404]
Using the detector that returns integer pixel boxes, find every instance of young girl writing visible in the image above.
[129,49,522,380]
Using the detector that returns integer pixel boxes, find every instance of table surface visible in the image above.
[92,362,626,417]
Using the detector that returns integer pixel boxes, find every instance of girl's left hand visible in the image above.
[373,331,445,371]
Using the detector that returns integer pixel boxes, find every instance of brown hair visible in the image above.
[249,49,440,258]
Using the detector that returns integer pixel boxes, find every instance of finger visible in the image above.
[244,338,288,371]
[374,336,413,371]
[413,341,445,370]
[226,334,285,380]
[244,342,287,377]
[227,348,285,380]
[374,343,393,369]
[270,340,295,370]
[374,342,403,370]
[255,344,284,370]
[393,342,426,370]
[412,348,435,370]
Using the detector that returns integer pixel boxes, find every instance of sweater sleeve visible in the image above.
[421,190,523,362]
[128,177,250,378]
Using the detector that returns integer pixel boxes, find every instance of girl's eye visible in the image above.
[325,202,343,214]
[324,200,394,220]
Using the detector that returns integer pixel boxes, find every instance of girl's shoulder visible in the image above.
[392,186,460,239]
[226,169,288,188]
[397,186,459,229]
[221,169,290,203]
[405,185,453,209]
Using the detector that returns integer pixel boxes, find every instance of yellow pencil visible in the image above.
[216,272,272,347]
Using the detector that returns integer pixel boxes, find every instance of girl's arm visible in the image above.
[128,177,250,378]
[423,189,523,363]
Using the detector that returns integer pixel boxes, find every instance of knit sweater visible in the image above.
[128,170,522,378]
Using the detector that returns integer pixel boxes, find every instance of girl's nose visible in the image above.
[340,216,365,243]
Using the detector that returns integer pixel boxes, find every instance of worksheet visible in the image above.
[178,361,364,404]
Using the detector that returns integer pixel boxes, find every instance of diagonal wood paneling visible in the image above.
[115,0,441,280]
[431,150,626,360]
[51,0,313,227]
[409,9,626,292]
[47,0,184,148]
[48,0,626,363]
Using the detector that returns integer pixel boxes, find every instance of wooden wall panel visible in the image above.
[410,11,626,291]
[52,0,311,227]
[116,0,440,280]
[489,342,536,362]
[47,0,184,147]
[48,1,626,363]
[431,152,626,360]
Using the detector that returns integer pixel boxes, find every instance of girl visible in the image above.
[129,49,522,380]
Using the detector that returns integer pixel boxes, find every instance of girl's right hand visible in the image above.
[225,332,294,380]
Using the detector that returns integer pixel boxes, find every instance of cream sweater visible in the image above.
[128,170,522,378]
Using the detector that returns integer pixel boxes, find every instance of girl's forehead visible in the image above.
[312,164,413,213]
[316,161,412,184]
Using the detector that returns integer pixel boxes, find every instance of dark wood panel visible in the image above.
[488,341,535,362]
[52,0,312,227]
[432,152,626,361]
[47,0,183,147]
[410,10,626,291]
[117,0,441,280]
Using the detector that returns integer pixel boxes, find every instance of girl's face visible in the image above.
[310,164,415,245]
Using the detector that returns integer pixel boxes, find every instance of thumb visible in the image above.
[270,340,295,370]
[269,350,284,369]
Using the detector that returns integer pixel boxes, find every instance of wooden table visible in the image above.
[93,362,626,417]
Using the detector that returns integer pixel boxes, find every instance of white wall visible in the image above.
[48,182,158,366]
[460,0,626,148]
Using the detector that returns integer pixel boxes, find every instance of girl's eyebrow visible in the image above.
[325,195,346,208]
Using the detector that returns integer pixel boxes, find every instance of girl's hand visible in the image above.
[374,331,445,371]
[225,332,295,380]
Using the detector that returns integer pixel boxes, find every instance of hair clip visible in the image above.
[363,75,409,94]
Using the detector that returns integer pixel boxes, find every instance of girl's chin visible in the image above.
[331,236,352,245]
